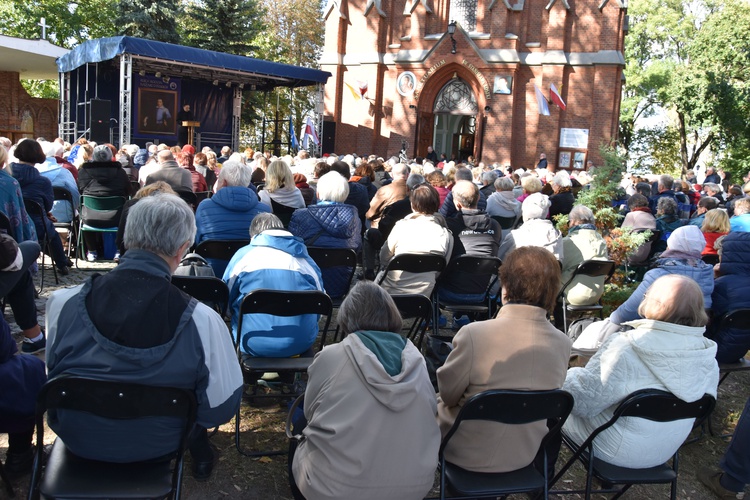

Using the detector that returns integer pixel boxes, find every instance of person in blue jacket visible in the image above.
[708,231,750,362]
[289,171,361,299]
[224,213,323,357]
[194,160,269,276]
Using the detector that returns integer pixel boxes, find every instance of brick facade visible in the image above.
[320,0,626,169]
[0,71,58,143]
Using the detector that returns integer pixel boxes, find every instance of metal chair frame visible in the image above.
[23,198,58,292]
[170,275,230,320]
[76,195,126,268]
[558,259,616,329]
[306,246,358,342]
[390,294,433,349]
[52,186,78,261]
[549,389,716,500]
[435,255,502,325]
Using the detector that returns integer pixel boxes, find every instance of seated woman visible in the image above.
[289,171,361,299]
[653,197,686,254]
[258,160,306,226]
[621,193,656,264]
[377,183,453,296]
[560,205,609,305]
[290,281,439,500]
[701,208,730,256]
[437,246,571,473]
[708,231,750,363]
[610,225,714,326]
[497,192,563,262]
[563,274,718,468]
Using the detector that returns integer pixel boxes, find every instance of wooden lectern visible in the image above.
[181,121,200,146]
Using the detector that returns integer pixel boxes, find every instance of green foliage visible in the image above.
[117,0,181,43]
[183,0,262,55]
[21,80,59,100]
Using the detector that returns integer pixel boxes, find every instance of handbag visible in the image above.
[424,334,454,392]
[173,253,215,277]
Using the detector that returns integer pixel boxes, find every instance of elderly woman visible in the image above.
[610,225,714,326]
[563,274,718,468]
[548,170,575,220]
[560,205,609,306]
[290,281,439,500]
[258,160,306,226]
[486,176,522,222]
[701,209,730,256]
[289,171,362,299]
[9,139,71,274]
[437,246,571,473]
[621,193,657,264]
[653,197,686,254]
[377,184,453,296]
[497,192,563,262]
[517,174,543,203]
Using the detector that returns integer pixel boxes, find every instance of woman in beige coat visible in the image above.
[437,246,572,473]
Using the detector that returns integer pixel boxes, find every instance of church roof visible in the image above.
[0,35,68,80]
[57,36,330,90]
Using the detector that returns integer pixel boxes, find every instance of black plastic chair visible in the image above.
[439,389,574,500]
[491,214,520,230]
[23,198,58,292]
[234,289,332,457]
[714,309,750,386]
[52,187,78,260]
[171,275,230,319]
[550,389,716,500]
[27,376,197,500]
[390,294,433,349]
[702,253,720,266]
[376,253,446,329]
[558,259,616,329]
[194,239,249,266]
[436,255,502,324]
[307,247,358,340]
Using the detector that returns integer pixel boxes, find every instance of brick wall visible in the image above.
[0,71,58,143]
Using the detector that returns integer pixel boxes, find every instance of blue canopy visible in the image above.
[57,36,330,89]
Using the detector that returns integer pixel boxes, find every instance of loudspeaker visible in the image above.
[322,120,335,154]
[88,99,111,143]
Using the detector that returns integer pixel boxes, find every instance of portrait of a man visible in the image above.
[493,75,512,95]
[138,89,177,135]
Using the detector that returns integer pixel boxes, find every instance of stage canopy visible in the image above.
[56,36,330,151]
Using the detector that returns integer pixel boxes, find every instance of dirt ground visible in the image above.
[1,260,747,500]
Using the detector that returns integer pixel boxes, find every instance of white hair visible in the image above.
[124,194,196,257]
[218,161,252,188]
[316,171,350,203]
[552,170,572,188]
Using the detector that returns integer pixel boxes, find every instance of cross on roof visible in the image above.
[38,17,49,39]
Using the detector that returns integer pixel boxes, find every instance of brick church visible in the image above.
[319,0,626,169]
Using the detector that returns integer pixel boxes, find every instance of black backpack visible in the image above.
[173,253,215,277]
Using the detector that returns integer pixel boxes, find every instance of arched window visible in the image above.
[450,0,478,32]
[433,78,478,114]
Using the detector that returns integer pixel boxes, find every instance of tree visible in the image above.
[117,0,181,43]
[183,0,262,55]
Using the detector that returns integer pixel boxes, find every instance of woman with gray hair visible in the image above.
[486,176,521,221]
[497,192,563,261]
[289,172,361,299]
[557,205,609,325]
[289,281,440,500]
[653,196,686,254]
[549,170,575,220]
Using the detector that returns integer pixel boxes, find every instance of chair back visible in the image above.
[269,198,297,227]
[237,289,333,349]
[81,195,126,212]
[29,376,196,498]
[307,247,358,299]
[702,254,720,266]
[613,389,715,423]
[560,259,615,296]
[23,198,48,237]
[716,309,750,332]
[378,253,446,279]
[53,186,74,205]
[491,215,519,230]
[194,239,249,262]
[438,255,501,296]
[171,275,230,317]
[390,293,433,348]
[195,191,212,204]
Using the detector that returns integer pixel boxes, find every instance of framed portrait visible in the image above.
[138,88,178,136]
[493,75,512,94]
[397,71,417,97]
[558,151,571,169]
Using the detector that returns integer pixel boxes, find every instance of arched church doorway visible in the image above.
[431,78,478,163]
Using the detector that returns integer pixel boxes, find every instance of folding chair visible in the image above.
[375,253,446,329]
[390,294,433,349]
[76,195,126,267]
[52,187,78,260]
[194,239,249,275]
[23,198,58,291]
[435,255,502,325]
[194,191,212,205]
[171,275,230,319]
[438,389,574,500]
[28,376,197,500]
[715,310,750,386]
[702,254,720,266]
[550,389,716,500]
[491,214,520,230]
[558,259,616,329]
[268,199,297,228]
[306,247,358,341]
[234,289,332,457]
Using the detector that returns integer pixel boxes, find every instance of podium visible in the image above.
[181,121,200,146]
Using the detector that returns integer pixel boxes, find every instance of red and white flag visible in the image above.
[301,116,319,149]
[534,84,550,116]
[550,83,566,111]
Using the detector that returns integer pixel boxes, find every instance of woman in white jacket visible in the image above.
[563,274,719,468]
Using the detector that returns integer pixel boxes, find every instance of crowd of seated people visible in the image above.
[6,135,750,498]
